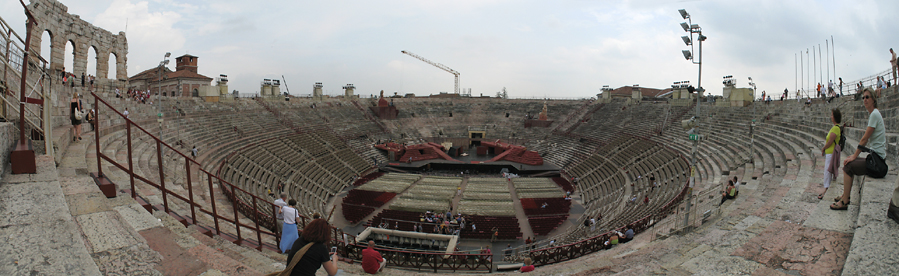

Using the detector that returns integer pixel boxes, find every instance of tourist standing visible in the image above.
[838,77,844,96]
[274,193,288,236]
[819,109,841,200]
[279,199,301,253]
[491,227,499,242]
[70,93,83,141]
[890,48,897,84]
[835,88,886,210]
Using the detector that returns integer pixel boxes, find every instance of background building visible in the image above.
[128,54,213,97]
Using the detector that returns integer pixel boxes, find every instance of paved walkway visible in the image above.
[0,155,101,275]
[1,129,288,276]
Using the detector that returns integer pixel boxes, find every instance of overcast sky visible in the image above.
[2,0,898,99]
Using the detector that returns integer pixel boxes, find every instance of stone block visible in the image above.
[114,203,162,232]
[66,191,112,216]
[75,211,142,253]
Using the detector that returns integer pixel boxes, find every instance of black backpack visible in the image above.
[838,124,846,150]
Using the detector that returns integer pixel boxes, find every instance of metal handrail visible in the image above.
[88,91,499,272]
[89,91,351,253]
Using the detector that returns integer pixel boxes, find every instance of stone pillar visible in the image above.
[115,52,127,80]
[261,79,272,96]
[217,74,229,95]
[343,84,355,99]
[50,38,65,71]
[95,49,109,79]
[313,82,323,99]
[631,86,642,102]
[73,40,89,78]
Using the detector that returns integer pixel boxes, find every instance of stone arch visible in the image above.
[26,0,128,80]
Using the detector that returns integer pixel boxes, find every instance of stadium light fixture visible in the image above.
[681,116,696,130]
[677,8,707,231]
[679,9,689,19]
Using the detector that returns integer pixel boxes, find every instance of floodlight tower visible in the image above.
[678,8,707,230]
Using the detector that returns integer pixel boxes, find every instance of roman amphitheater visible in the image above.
[1,0,898,275]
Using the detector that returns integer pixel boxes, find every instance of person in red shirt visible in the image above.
[520,257,535,272]
[361,240,386,274]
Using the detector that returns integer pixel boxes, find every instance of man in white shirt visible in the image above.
[890,48,897,84]
[828,80,835,97]
[274,193,288,234]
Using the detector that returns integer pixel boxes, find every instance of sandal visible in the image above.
[818,194,824,200]
[830,200,849,210]
[834,196,842,202]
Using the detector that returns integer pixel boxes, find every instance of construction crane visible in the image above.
[401,50,460,94]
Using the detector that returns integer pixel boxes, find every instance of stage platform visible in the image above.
[384,147,561,176]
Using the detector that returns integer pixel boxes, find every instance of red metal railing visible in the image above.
[90,91,324,252]
[89,92,495,272]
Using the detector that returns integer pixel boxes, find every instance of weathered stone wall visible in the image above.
[27,0,128,80]
[0,122,20,177]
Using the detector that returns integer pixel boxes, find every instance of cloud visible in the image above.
[6,0,895,99]
[93,0,186,74]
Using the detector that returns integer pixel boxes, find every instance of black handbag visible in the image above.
[860,146,888,178]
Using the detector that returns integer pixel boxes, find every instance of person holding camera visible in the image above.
[285,219,339,276]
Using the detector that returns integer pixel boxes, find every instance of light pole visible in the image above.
[748,77,756,165]
[678,9,706,230]
[158,52,171,154]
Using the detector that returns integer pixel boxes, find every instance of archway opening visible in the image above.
[86,45,98,78]
[64,40,75,74]
[107,52,118,80]
[39,30,52,67]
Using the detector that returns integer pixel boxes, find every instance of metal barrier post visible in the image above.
[208,175,220,233]
[186,158,196,223]
[157,140,169,212]
[231,184,242,244]
[251,197,262,250]
[126,121,135,198]
[95,95,102,176]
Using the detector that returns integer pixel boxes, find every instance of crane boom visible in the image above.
[401,50,460,94]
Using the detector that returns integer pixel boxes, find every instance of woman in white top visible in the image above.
[279,199,301,253]
[835,88,886,210]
